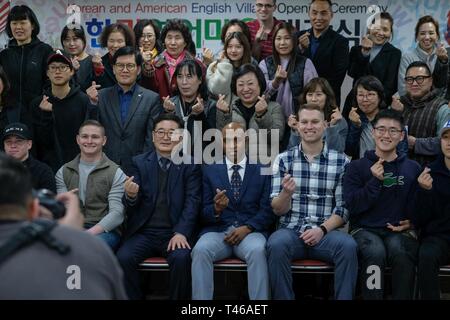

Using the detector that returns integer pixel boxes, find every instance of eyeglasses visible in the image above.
[255,3,275,9]
[356,92,378,100]
[141,33,155,40]
[374,126,403,136]
[114,63,137,71]
[405,75,431,85]
[154,129,175,139]
[48,65,70,72]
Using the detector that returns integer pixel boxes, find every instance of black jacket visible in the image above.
[31,84,96,172]
[297,27,349,106]
[0,38,53,129]
[413,155,450,244]
[344,42,402,119]
[23,155,56,193]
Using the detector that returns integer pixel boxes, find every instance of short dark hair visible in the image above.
[6,5,40,39]
[60,25,87,50]
[112,46,143,66]
[353,75,386,110]
[133,19,162,52]
[224,32,252,67]
[415,15,440,40]
[160,19,194,53]
[405,61,432,77]
[153,113,184,130]
[310,0,333,9]
[99,23,135,49]
[373,109,404,128]
[79,120,105,136]
[220,19,252,45]
[368,12,395,40]
[0,152,33,209]
[174,59,208,100]
[231,63,267,96]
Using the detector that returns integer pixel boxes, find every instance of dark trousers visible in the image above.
[116,228,191,300]
[418,236,450,300]
[352,227,418,300]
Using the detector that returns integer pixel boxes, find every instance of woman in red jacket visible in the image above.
[140,19,205,100]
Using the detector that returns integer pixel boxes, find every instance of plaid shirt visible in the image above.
[270,144,350,234]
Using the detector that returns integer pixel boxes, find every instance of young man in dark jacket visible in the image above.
[343,109,422,300]
[31,51,96,172]
[414,119,450,299]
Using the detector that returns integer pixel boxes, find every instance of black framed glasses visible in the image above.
[154,129,175,139]
[374,126,403,136]
[404,75,431,85]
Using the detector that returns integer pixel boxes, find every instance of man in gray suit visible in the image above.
[87,46,162,175]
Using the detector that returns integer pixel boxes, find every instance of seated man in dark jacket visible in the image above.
[116,113,201,300]
[414,120,450,299]
[344,109,421,300]
[2,122,55,192]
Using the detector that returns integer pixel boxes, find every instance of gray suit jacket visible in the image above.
[98,84,162,175]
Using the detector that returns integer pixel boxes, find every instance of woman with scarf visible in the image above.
[134,19,161,84]
[140,19,205,100]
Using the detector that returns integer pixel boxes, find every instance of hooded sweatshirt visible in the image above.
[31,84,96,172]
[413,155,450,244]
[343,150,422,229]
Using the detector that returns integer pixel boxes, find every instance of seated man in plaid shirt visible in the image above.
[267,103,358,300]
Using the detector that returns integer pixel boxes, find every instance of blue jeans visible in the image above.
[267,228,358,300]
[84,223,121,251]
[191,226,269,300]
[351,227,418,300]
[97,231,121,251]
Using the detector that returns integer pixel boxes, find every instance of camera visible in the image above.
[33,189,66,219]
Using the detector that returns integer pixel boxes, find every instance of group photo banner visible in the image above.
[3,0,450,56]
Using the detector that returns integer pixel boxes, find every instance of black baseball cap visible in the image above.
[47,50,73,69]
[2,123,32,141]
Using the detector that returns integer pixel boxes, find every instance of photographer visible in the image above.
[0,152,127,299]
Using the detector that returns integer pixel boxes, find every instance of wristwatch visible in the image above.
[246,224,255,232]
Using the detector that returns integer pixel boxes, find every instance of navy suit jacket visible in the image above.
[123,151,201,240]
[200,162,275,238]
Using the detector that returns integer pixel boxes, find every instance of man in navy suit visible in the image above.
[191,122,275,300]
[116,113,201,300]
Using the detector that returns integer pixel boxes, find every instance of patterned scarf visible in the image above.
[163,49,186,81]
